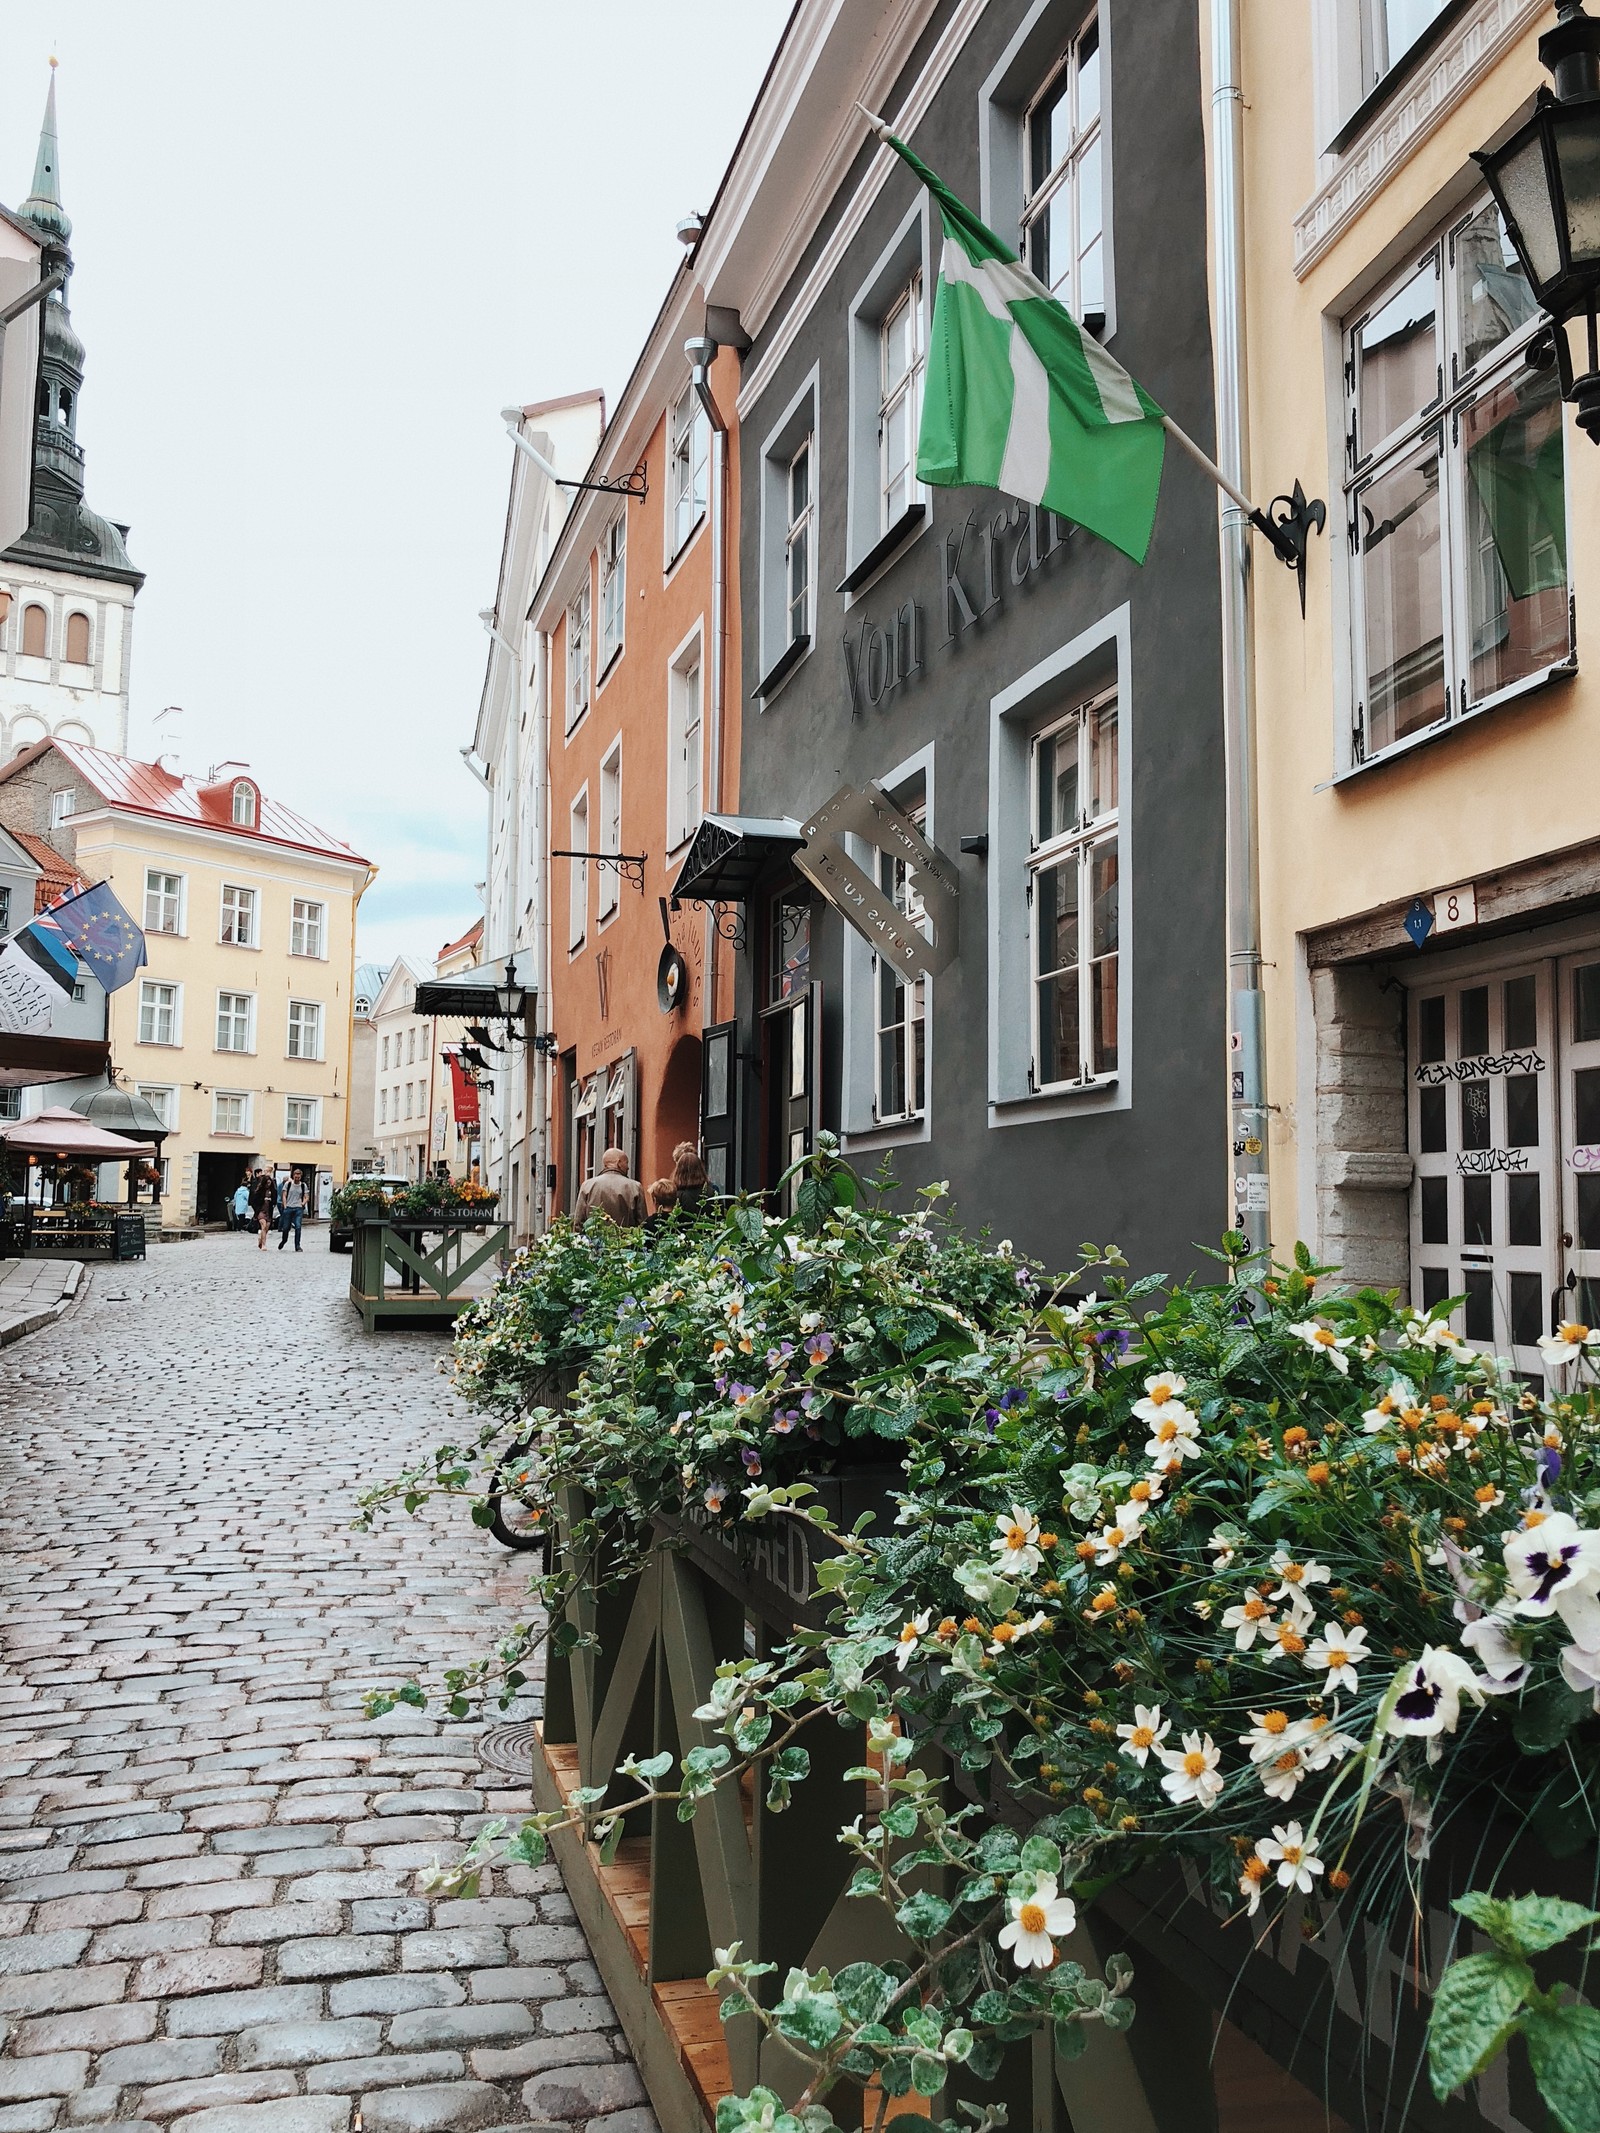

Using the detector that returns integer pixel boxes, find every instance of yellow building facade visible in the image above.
[1236,0,1600,1378]
[0,739,370,1225]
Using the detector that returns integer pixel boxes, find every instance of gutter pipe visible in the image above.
[687,335,729,1025]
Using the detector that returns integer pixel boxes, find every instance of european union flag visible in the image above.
[49,882,147,993]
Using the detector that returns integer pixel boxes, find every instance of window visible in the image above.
[666,643,703,851]
[49,790,73,827]
[286,999,324,1061]
[598,744,621,923]
[599,515,626,669]
[215,990,254,1053]
[212,1090,251,1136]
[786,438,813,647]
[1346,197,1568,767]
[22,605,47,658]
[381,1034,391,1071]
[290,899,325,957]
[566,580,591,730]
[1029,692,1119,1088]
[379,1087,388,1125]
[1360,0,1452,94]
[875,810,929,1125]
[231,781,257,828]
[138,981,179,1046]
[63,612,91,665]
[0,885,11,938]
[144,870,183,935]
[0,1088,20,1122]
[406,1027,416,1066]
[219,883,257,947]
[136,1084,176,1129]
[879,277,925,532]
[669,385,709,558]
[1022,13,1103,324]
[569,788,590,951]
[285,1096,320,1139]
[404,1082,415,1120]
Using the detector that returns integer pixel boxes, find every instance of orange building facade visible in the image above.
[532,293,742,1215]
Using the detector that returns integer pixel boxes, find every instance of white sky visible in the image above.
[0,2,786,974]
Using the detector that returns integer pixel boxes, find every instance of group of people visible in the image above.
[228,1167,309,1251]
[573,1141,707,1232]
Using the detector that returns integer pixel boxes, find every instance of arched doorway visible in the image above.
[652,1033,702,1186]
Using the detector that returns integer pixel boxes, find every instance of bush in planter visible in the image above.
[331,1176,500,1227]
[362,1152,1600,2130]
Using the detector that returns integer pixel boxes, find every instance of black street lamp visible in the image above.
[1476,1,1600,439]
[494,957,530,1024]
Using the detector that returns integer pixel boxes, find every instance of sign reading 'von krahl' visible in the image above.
[793,784,959,982]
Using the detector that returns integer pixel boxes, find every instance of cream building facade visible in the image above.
[370,920,481,1183]
[1239,0,1600,1379]
[0,739,370,1224]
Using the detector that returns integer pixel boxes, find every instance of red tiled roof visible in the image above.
[0,741,371,868]
[438,916,484,959]
[11,830,86,913]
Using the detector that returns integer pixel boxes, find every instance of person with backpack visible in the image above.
[248,1168,276,1251]
[230,1178,251,1232]
[277,1168,307,1252]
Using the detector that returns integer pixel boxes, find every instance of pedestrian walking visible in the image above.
[277,1167,307,1252]
[573,1148,648,1232]
[248,1167,276,1251]
[230,1178,251,1232]
[670,1142,709,1211]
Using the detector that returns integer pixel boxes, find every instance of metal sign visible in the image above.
[792,784,959,980]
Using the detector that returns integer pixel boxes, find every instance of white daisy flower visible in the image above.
[1238,1855,1271,1916]
[996,1876,1077,1970]
[1256,1821,1324,1893]
[1257,1744,1308,1801]
[1131,1373,1189,1423]
[1093,1504,1145,1565]
[1268,1552,1330,1604]
[990,1505,1043,1576]
[1287,1320,1353,1373]
[1361,1379,1421,1434]
[1143,1407,1203,1466]
[1115,1703,1169,1768]
[1237,1709,1297,1764]
[1156,1731,1224,1808]
[894,1611,931,1672]
[1207,1530,1242,1570]
[1261,1618,1311,1665]
[1538,1322,1600,1370]
[1297,1711,1362,1770]
[1305,1622,1370,1692]
[1220,1587,1276,1650]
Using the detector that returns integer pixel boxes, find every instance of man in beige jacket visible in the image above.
[574,1147,648,1232]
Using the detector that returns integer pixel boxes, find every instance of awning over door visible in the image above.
[671,814,803,906]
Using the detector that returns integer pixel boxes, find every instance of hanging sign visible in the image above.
[791,784,960,980]
[446,1051,480,1129]
[0,941,56,1035]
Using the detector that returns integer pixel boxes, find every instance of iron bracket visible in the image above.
[551,851,647,893]
[559,460,648,502]
[1249,480,1327,617]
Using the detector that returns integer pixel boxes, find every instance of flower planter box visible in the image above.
[652,1466,899,1632]
[348,1215,510,1331]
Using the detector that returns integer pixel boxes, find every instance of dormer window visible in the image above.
[231,781,257,828]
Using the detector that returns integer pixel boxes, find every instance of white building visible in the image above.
[470,390,603,1238]
[0,70,142,759]
[369,921,483,1182]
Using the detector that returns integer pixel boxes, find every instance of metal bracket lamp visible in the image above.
[1476,1,1600,443]
[550,850,647,894]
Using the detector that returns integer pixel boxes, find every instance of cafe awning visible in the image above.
[671,813,804,905]
[0,1107,155,1159]
[0,1034,111,1090]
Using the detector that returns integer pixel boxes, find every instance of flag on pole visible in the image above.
[875,123,1168,565]
[47,882,147,992]
[12,911,79,991]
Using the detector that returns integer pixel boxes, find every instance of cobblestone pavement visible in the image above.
[0,1234,657,2133]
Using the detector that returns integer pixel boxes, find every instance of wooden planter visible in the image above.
[348,1213,510,1329]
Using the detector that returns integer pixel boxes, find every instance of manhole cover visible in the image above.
[478,1723,537,1777]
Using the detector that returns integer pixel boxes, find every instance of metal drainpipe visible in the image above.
[688,336,729,1026]
[532,626,552,1238]
[1212,0,1269,1255]
[481,614,525,1229]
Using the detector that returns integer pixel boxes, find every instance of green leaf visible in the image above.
[1522,2000,1600,2133]
[896,1891,953,1944]
[910,2052,947,2097]
[834,1963,894,2026]
[848,1868,884,1899]
[965,2035,1005,2082]
[1056,2017,1091,2059]
[1515,1683,1594,1757]
[1426,1952,1534,2099]
[881,1801,918,1839]
[1501,1898,1600,1956]
[733,1205,766,1247]
[796,1175,833,1232]
[775,1987,844,2052]
[1019,1836,1063,1877]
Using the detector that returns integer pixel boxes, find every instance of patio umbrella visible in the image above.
[0,1107,156,1159]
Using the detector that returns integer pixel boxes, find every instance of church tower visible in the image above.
[0,64,143,758]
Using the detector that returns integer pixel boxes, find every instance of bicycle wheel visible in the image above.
[487,1443,548,1555]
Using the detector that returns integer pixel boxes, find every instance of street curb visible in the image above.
[0,1260,87,1347]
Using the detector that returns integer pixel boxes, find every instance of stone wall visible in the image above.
[1312,962,1413,1294]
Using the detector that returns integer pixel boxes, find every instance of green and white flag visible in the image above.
[880,126,1167,565]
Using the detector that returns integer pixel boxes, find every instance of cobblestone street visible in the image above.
[0,1234,654,2133]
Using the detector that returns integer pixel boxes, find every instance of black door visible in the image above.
[700,1020,738,1196]
[762,981,821,1209]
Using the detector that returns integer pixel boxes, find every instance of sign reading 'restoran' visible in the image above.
[793,784,959,981]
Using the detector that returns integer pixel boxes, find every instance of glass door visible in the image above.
[1408,963,1558,1381]
[1559,954,1600,1334]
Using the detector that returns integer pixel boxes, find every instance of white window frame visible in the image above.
[845,204,931,579]
[215,990,255,1055]
[786,437,814,649]
[1019,10,1104,324]
[49,790,73,827]
[212,1089,252,1136]
[667,384,709,563]
[381,1034,390,1070]
[597,742,622,924]
[569,786,590,952]
[137,980,181,1048]
[1027,689,1120,1093]
[379,1087,389,1125]
[231,781,258,828]
[284,1095,321,1140]
[873,812,930,1128]
[666,628,704,854]
[877,273,926,537]
[599,514,626,673]
[757,368,820,695]
[135,1083,177,1131]
[566,578,591,732]
[1342,193,1571,776]
[144,869,184,937]
[219,882,257,948]
[0,1086,22,1123]
[286,998,324,1062]
[290,898,325,958]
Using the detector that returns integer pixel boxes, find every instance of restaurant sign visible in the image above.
[792,784,959,981]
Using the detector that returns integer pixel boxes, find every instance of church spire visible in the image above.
[19,61,71,251]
